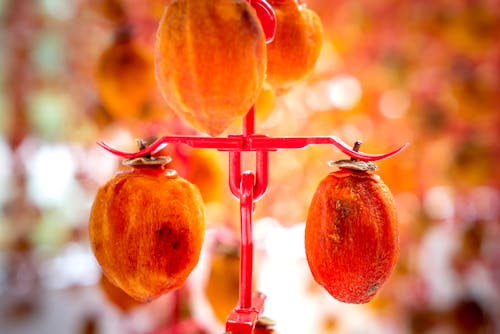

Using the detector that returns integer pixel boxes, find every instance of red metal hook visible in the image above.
[250,0,277,43]
[229,150,269,201]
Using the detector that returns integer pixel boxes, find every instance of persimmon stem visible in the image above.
[351,141,362,161]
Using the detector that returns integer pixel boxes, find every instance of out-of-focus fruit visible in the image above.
[265,0,323,92]
[205,244,240,323]
[305,166,399,304]
[95,31,155,121]
[92,0,126,23]
[185,149,224,203]
[155,145,224,204]
[89,159,205,302]
[99,273,142,312]
[155,0,267,136]
[255,82,277,123]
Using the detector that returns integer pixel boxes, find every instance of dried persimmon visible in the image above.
[89,158,205,302]
[305,165,399,304]
[155,0,267,136]
[95,31,155,121]
[205,244,240,323]
[266,0,323,92]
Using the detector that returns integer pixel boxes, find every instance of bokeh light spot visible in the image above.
[26,143,76,209]
[379,89,411,119]
[328,75,362,110]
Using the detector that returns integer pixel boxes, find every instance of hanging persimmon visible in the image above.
[89,156,205,302]
[265,0,323,92]
[152,144,225,204]
[94,30,155,121]
[205,243,240,323]
[305,159,399,304]
[154,0,267,136]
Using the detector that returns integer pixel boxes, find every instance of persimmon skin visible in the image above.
[89,166,205,302]
[266,0,323,92]
[155,0,267,136]
[305,169,399,304]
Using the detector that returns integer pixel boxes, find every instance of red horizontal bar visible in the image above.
[97,134,408,162]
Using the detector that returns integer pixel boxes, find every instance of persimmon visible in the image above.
[89,158,205,302]
[153,144,225,203]
[99,273,143,312]
[205,245,240,323]
[305,161,399,304]
[255,82,277,123]
[93,0,126,23]
[95,31,155,121]
[265,0,323,92]
[154,0,267,136]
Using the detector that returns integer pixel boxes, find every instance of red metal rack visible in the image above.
[98,107,407,334]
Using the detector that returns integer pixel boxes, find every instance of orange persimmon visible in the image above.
[95,32,155,121]
[154,0,267,136]
[89,160,205,302]
[205,246,240,323]
[255,82,277,123]
[154,146,225,204]
[305,167,399,304]
[265,0,323,92]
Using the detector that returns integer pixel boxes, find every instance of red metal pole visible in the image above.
[239,171,255,309]
[243,106,256,136]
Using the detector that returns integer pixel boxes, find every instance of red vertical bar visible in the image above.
[243,106,256,136]
[254,150,268,201]
[239,171,255,309]
[229,151,242,198]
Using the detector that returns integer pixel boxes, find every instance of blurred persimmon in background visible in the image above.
[204,242,241,324]
[94,29,156,121]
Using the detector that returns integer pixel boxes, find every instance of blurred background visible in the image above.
[0,0,499,333]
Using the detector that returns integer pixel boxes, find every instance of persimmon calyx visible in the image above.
[122,156,172,167]
[329,159,377,171]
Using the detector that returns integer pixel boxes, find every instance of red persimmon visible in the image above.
[89,159,205,302]
[305,167,399,304]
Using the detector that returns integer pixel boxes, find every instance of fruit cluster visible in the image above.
[89,0,400,308]
[90,0,325,303]
[155,0,323,135]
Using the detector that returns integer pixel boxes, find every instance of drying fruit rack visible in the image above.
[98,1,407,332]
[99,107,407,334]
